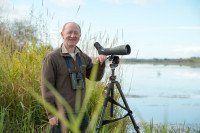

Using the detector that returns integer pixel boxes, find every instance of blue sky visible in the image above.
[1,0,200,59]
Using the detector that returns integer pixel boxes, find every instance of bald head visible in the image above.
[62,22,81,34]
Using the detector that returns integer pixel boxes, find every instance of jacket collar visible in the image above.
[60,43,80,57]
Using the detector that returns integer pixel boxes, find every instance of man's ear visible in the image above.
[61,32,64,39]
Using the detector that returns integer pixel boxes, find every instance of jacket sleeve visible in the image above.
[85,55,106,81]
[94,62,105,81]
[41,55,57,119]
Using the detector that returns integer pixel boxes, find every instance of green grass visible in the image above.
[0,42,50,132]
[0,39,130,132]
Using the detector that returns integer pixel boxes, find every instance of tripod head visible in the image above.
[108,55,119,69]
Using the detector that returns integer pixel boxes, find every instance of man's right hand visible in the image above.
[49,117,58,126]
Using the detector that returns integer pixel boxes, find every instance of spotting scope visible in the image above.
[94,42,131,55]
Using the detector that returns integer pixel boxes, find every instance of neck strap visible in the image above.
[65,54,82,72]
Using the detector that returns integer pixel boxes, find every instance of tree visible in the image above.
[10,20,38,48]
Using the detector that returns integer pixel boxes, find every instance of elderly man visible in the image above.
[41,22,106,133]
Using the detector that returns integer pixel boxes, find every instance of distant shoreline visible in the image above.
[120,57,200,67]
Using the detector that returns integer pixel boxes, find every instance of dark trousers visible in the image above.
[51,113,89,133]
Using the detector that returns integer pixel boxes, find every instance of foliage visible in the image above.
[0,21,17,53]
[0,41,52,132]
[0,42,131,132]
[122,57,200,67]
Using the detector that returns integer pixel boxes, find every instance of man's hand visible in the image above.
[49,117,58,126]
[96,55,107,65]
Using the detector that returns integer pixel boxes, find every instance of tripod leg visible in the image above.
[115,81,140,133]
[110,85,114,117]
[96,82,113,133]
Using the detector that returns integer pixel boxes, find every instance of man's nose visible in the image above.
[70,32,77,37]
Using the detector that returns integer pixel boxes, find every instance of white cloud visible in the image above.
[0,0,11,5]
[102,0,162,5]
[131,0,161,6]
[174,46,200,53]
[158,26,200,31]
[50,0,84,7]
[0,0,30,21]
[172,46,200,57]
[176,26,200,30]
[0,0,12,13]
[101,0,121,4]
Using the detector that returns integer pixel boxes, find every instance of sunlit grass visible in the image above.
[0,37,131,132]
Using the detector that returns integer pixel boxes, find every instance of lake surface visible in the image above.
[108,64,200,128]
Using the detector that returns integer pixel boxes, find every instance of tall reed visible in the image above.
[0,40,51,131]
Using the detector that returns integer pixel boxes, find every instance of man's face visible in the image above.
[61,23,81,48]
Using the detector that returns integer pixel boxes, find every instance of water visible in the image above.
[110,64,200,128]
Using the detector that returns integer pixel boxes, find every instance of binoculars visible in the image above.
[70,72,85,90]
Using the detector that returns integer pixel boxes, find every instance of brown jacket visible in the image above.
[41,47,105,119]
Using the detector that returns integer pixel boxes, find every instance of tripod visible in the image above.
[96,55,140,133]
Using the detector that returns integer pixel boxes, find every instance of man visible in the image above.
[41,22,106,132]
